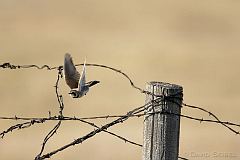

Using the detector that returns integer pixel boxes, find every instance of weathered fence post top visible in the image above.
[147,81,183,94]
[143,81,183,160]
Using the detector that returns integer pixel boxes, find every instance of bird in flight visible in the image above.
[64,53,100,98]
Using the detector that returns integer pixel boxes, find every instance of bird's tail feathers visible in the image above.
[87,81,100,87]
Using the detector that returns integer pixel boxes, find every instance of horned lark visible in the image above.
[64,53,99,98]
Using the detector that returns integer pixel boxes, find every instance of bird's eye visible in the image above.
[71,92,78,97]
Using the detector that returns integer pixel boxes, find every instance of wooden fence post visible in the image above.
[143,82,183,160]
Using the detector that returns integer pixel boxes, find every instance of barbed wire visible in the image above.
[1,113,239,129]
[1,62,239,160]
[35,67,64,159]
[165,99,240,135]
[0,115,143,146]
[0,62,159,95]
[183,103,239,134]
[1,111,239,142]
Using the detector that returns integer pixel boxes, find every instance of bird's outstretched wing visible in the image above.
[78,59,86,92]
[64,53,80,89]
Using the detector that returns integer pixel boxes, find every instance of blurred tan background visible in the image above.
[0,0,240,159]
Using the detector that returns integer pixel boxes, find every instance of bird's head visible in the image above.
[69,90,79,98]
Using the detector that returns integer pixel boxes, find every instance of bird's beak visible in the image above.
[68,92,72,94]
